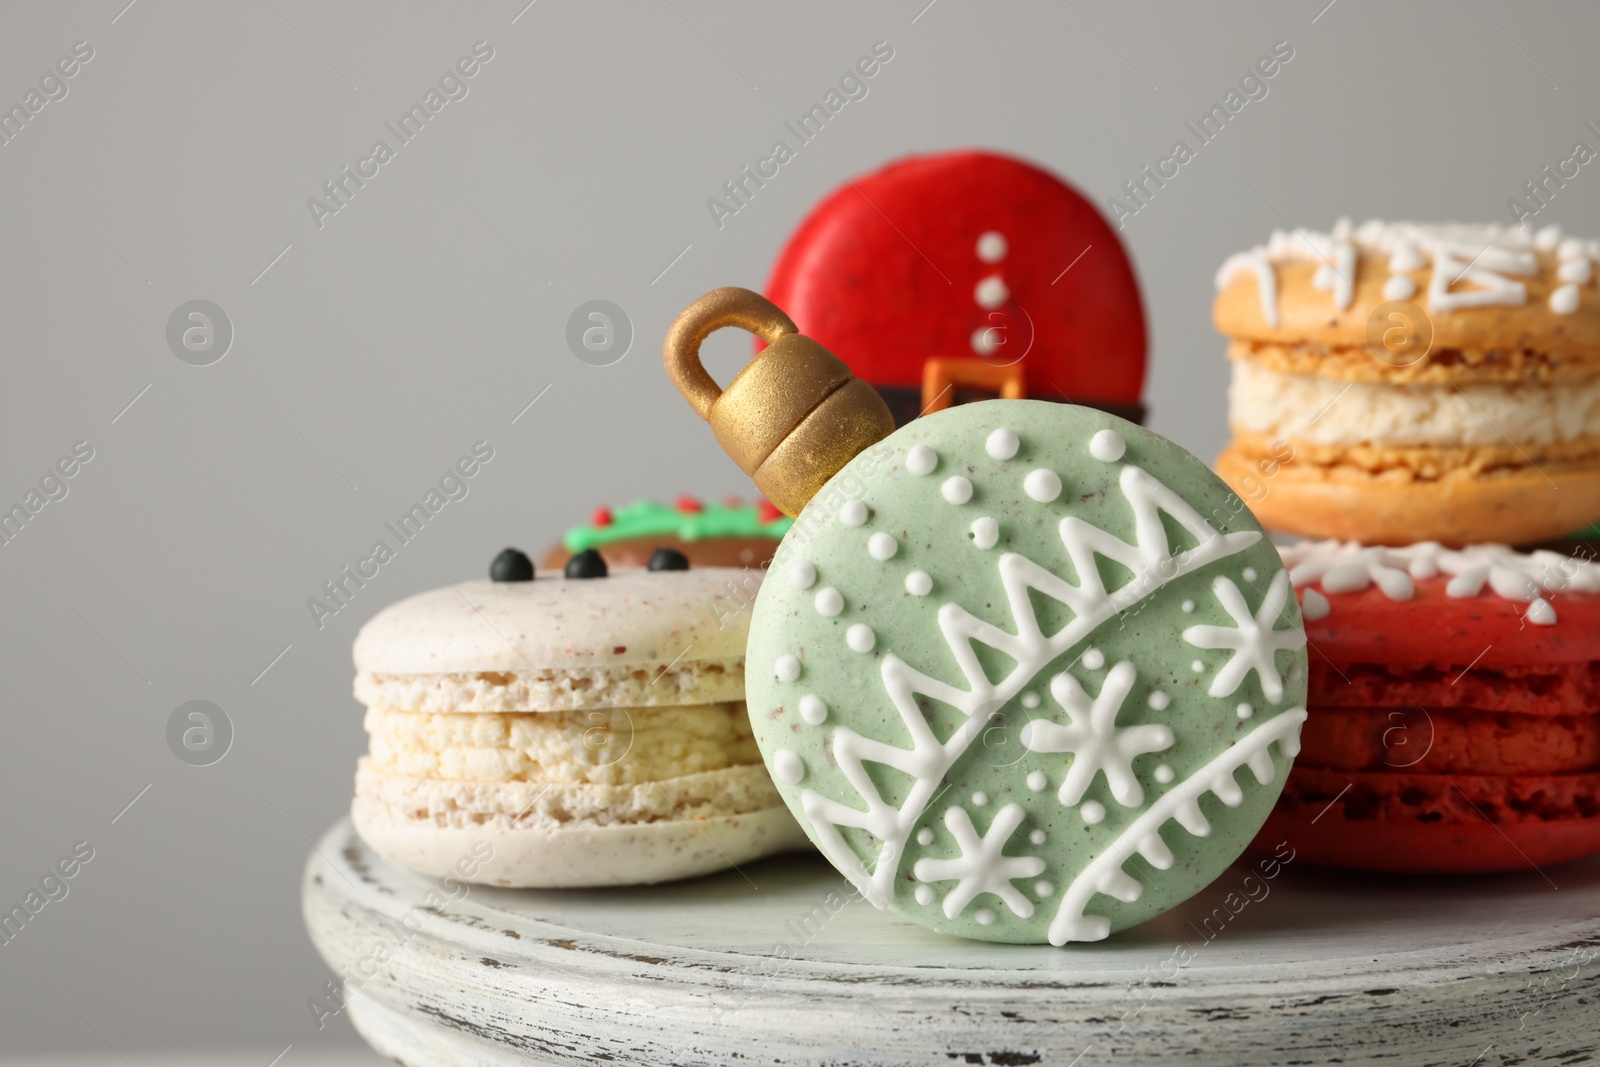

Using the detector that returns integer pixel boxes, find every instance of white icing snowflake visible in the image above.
[1182,571,1304,702]
[912,803,1046,920]
[1019,660,1174,809]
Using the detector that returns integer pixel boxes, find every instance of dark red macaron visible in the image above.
[1256,541,1600,873]
[764,150,1147,423]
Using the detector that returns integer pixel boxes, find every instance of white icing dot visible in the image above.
[1383,274,1417,301]
[1242,567,1258,582]
[1535,225,1563,253]
[798,695,827,725]
[1147,691,1170,711]
[867,532,898,560]
[1389,243,1425,272]
[1558,257,1592,284]
[1551,284,1581,315]
[1080,800,1106,825]
[916,827,934,845]
[846,624,875,653]
[914,884,935,905]
[1023,468,1061,503]
[1026,770,1048,791]
[941,476,973,504]
[970,326,999,355]
[1237,703,1254,720]
[839,500,868,527]
[772,749,804,784]
[985,427,1019,460]
[976,231,1008,263]
[814,587,843,617]
[1559,236,1585,260]
[906,444,938,476]
[1181,599,1195,613]
[1020,691,1040,709]
[971,791,988,807]
[1154,764,1175,784]
[1300,588,1331,621]
[975,275,1010,309]
[1089,429,1126,462]
[1035,881,1055,898]
[787,560,816,590]
[1081,647,1105,670]
[975,908,996,926]
[970,517,999,549]
[774,655,800,683]
[905,570,933,596]
[1029,829,1046,845]
[1191,660,1205,673]
[1526,598,1557,626]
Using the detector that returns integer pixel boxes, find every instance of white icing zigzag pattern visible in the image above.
[798,462,1262,912]
[1278,538,1600,625]
[1049,707,1307,945]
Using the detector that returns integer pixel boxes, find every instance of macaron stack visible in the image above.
[1213,220,1600,871]
[349,551,805,887]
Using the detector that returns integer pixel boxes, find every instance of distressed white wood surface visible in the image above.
[303,818,1600,1067]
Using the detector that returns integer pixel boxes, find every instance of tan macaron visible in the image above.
[1214,220,1600,546]
[349,566,807,887]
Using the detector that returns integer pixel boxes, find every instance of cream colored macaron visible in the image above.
[349,563,808,887]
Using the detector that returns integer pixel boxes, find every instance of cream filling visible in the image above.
[1230,362,1600,447]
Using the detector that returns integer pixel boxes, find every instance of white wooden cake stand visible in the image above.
[303,818,1599,1066]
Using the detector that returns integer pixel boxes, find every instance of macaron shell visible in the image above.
[352,570,751,675]
[1298,705,1600,775]
[765,150,1146,405]
[746,400,1306,944]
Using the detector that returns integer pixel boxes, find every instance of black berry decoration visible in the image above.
[564,548,608,579]
[490,548,535,582]
[647,548,691,572]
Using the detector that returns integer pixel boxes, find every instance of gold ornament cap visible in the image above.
[663,287,895,518]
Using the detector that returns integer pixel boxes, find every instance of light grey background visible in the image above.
[2,0,1597,1057]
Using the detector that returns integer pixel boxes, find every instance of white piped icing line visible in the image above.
[906,444,938,476]
[1049,707,1305,944]
[839,500,868,527]
[788,560,816,590]
[1024,469,1062,503]
[789,423,1276,932]
[1277,539,1600,624]
[799,694,827,725]
[941,476,973,505]
[1181,571,1305,703]
[986,427,1019,461]
[912,803,1045,921]
[971,517,999,550]
[868,532,898,561]
[1215,220,1600,321]
[772,749,804,784]
[1089,429,1126,463]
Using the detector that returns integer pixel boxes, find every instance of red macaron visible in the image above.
[1257,541,1600,873]
[765,150,1147,424]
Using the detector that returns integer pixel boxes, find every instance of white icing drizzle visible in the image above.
[773,749,804,784]
[1277,539,1600,624]
[906,444,938,476]
[970,517,999,550]
[814,587,843,617]
[1383,274,1416,301]
[1024,468,1062,503]
[1019,661,1175,809]
[1299,588,1331,621]
[1089,429,1126,463]
[1309,218,1356,310]
[1181,571,1305,703]
[1048,708,1305,944]
[1216,252,1279,327]
[986,427,1020,461]
[868,532,898,561]
[912,803,1045,920]
[799,694,828,725]
[796,460,1262,911]
[941,476,973,505]
[839,500,868,527]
